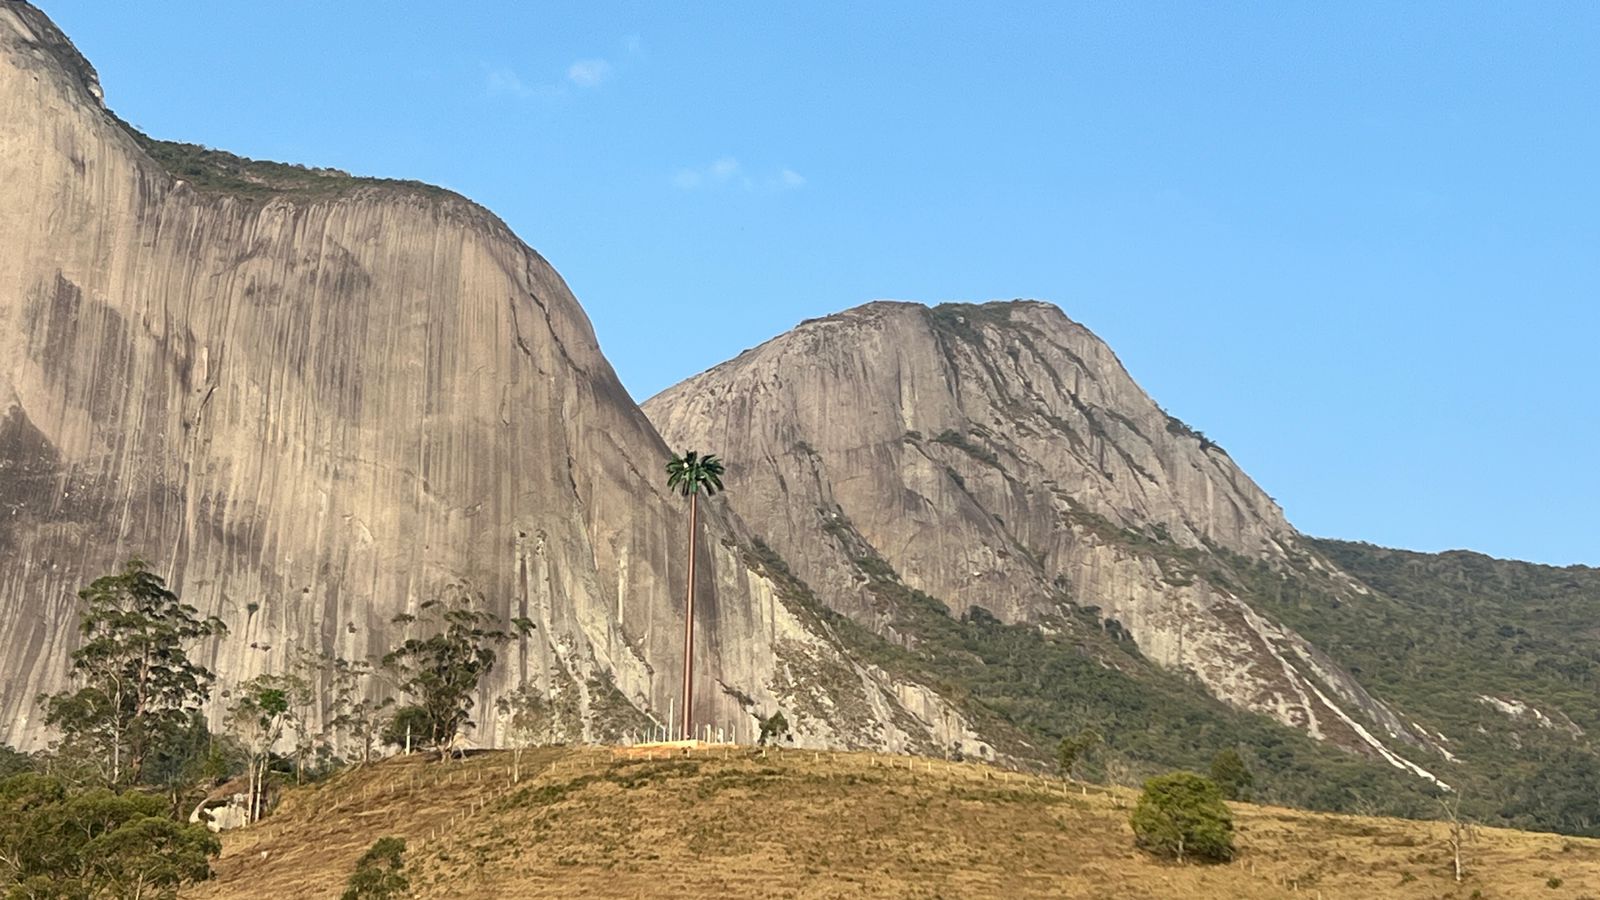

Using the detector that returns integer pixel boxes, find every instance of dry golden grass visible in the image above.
[186,747,1600,899]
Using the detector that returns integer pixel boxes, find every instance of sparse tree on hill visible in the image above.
[1056,730,1101,782]
[1438,791,1476,883]
[382,706,431,755]
[1130,772,1235,863]
[143,710,231,819]
[288,648,390,777]
[757,711,791,746]
[1102,755,1138,788]
[280,669,316,784]
[665,450,725,742]
[317,654,393,767]
[40,560,227,789]
[1208,748,1253,801]
[226,674,293,824]
[495,683,549,783]
[381,587,530,762]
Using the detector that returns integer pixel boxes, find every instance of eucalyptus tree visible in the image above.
[319,653,393,767]
[494,683,548,783]
[225,675,293,824]
[0,773,220,898]
[664,450,725,741]
[381,586,531,761]
[40,560,227,788]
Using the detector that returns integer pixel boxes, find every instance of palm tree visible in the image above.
[665,450,725,741]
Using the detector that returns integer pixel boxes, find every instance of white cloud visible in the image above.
[567,58,612,88]
[484,66,534,98]
[484,53,619,100]
[673,157,807,193]
[673,156,740,190]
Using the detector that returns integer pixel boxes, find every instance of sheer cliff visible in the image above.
[646,300,1451,779]
[0,2,976,756]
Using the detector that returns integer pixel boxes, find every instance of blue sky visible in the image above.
[43,2,1598,565]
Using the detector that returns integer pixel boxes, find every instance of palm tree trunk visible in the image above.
[681,491,698,741]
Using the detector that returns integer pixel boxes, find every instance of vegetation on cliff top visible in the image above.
[122,125,464,203]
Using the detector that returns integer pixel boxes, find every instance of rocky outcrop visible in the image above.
[0,3,973,756]
[1478,696,1584,739]
[646,300,1447,777]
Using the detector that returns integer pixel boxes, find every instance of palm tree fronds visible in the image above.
[666,450,725,497]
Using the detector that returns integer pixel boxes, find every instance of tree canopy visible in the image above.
[40,560,226,788]
[1130,772,1236,863]
[0,772,220,898]
[665,450,725,498]
[381,587,529,760]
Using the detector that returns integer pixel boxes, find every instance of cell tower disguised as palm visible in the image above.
[666,449,724,741]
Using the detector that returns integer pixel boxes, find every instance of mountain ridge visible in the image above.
[648,297,1600,832]
[645,299,1444,770]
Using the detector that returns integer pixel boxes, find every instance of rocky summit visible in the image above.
[646,300,1448,778]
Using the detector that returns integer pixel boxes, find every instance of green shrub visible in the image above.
[341,836,409,900]
[1209,748,1253,801]
[381,706,432,752]
[0,774,220,897]
[757,712,792,746]
[1130,772,1235,863]
[1056,731,1101,780]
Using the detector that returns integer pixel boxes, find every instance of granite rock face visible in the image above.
[0,3,976,757]
[646,301,1448,778]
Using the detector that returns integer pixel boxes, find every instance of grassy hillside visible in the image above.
[1306,541,1600,744]
[187,747,1600,899]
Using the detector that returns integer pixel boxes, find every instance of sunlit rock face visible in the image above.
[646,300,1446,775]
[0,2,974,756]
